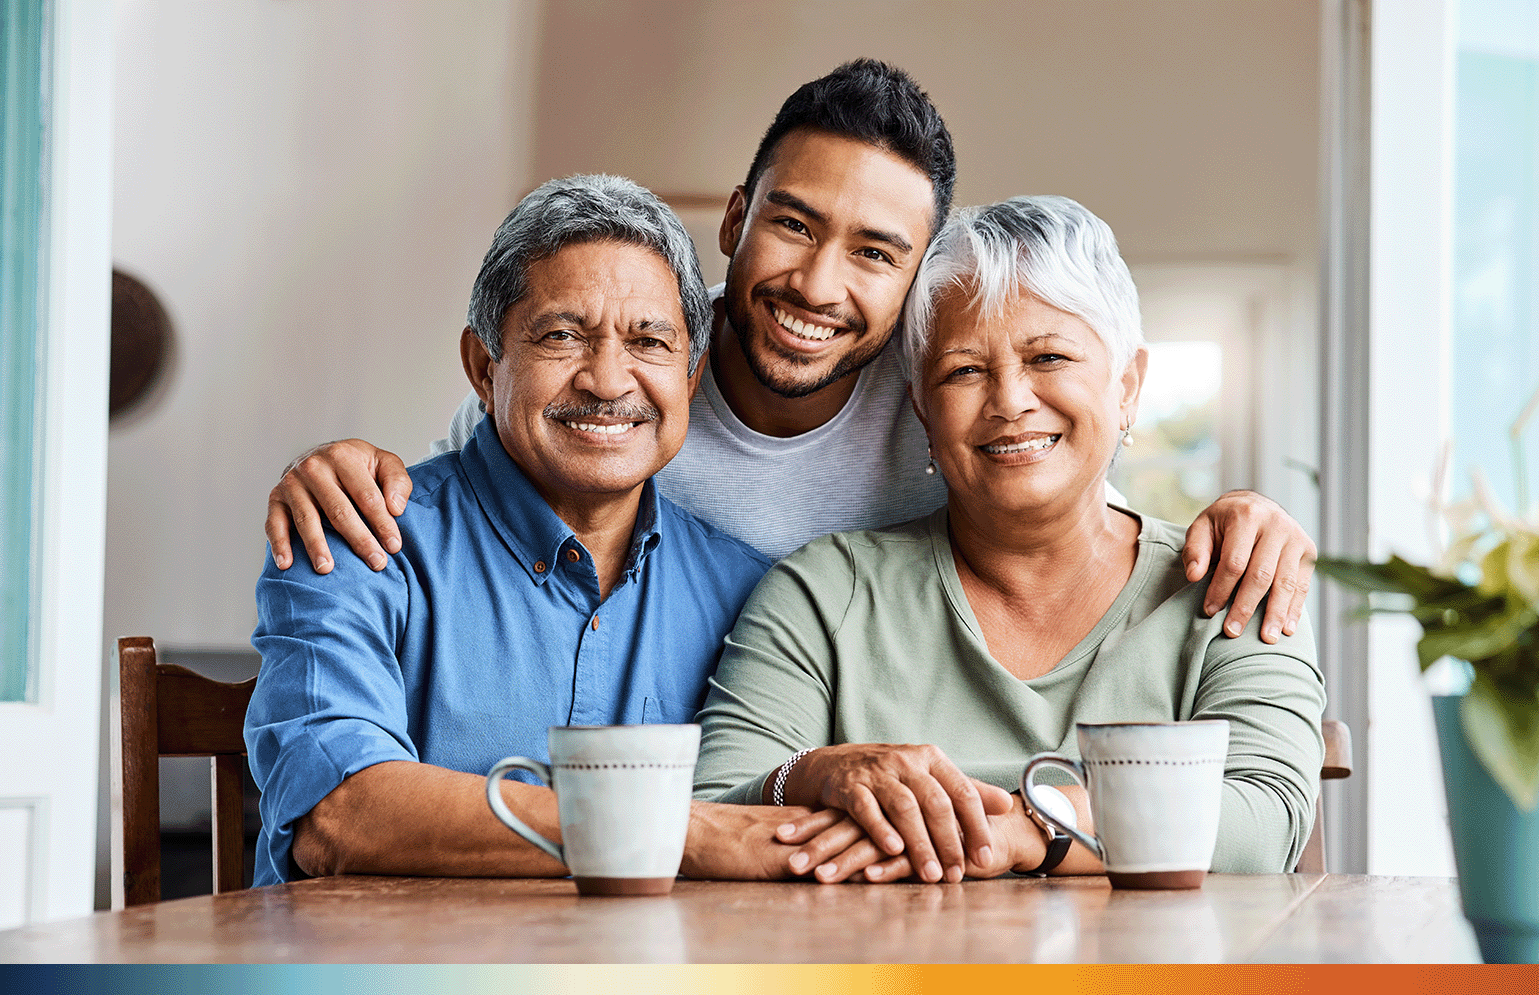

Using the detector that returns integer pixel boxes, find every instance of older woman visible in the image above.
[693,195,1325,884]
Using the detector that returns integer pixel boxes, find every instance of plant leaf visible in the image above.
[1506,530,1539,603]
[1418,603,1536,670]
[1460,674,1539,811]
[1317,556,1451,598]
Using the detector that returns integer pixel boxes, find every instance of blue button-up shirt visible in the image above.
[246,415,771,884]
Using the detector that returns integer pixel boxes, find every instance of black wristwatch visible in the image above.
[1021,784,1076,876]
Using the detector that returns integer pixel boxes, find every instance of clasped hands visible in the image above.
[762,743,1042,884]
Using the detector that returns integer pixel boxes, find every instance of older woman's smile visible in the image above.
[979,433,1061,456]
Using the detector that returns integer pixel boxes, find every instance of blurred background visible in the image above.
[3,0,1536,923]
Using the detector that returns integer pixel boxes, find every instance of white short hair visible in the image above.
[900,195,1142,384]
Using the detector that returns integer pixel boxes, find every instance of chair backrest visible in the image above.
[111,636,257,907]
[1295,718,1354,873]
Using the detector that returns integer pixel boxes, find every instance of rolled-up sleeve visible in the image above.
[1196,610,1326,873]
[246,545,413,885]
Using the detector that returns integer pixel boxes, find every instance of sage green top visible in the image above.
[694,508,1326,873]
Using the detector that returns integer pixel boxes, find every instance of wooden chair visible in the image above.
[111,636,257,907]
[1295,718,1354,873]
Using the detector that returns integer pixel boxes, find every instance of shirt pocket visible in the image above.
[642,695,697,725]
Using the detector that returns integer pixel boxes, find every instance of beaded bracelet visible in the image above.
[771,747,815,806]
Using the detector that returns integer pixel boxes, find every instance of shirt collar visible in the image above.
[460,414,665,586]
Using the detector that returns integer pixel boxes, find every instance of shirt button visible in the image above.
[534,561,546,573]
[566,549,580,563]
[591,615,600,631]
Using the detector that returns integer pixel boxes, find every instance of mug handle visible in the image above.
[485,756,565,864]
[1022,754,1103,861]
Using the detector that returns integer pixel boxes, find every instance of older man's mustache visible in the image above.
[544,399,660,423]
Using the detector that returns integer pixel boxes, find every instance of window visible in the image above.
[0,0,50,703]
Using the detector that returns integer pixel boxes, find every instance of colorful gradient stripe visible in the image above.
[1,965,1533,994]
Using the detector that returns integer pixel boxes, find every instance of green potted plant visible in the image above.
[1317,386,1539,964]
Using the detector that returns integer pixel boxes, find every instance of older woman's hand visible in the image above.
[774,792,1054,883]
[772,743,1014,883]
[1183,490,1317,644]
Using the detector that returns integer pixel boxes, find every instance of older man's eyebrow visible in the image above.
[634,318,680,337]
[765,189,915,256]
[528,310,589,331]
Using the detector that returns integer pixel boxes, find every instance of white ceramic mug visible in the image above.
[485,724,700,896]
[1022,720,1229,889]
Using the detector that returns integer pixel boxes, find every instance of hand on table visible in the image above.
[773,793,1042,884]
[1183,490,1317,644]
[774,743,1014,883]
[266,439,413,573]
[680,803,873,881]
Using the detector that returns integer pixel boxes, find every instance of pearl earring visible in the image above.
[925,443,937,475]
[1121,425,1134,448]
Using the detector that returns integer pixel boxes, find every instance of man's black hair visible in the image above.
[743,59,955,233]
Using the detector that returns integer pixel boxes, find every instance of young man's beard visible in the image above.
[721,263,894,400]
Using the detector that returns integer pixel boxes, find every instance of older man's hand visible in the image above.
[680,803,867,880]
[1182,490,1317,644]
[266,439,414,574]
[769,743,1014,884]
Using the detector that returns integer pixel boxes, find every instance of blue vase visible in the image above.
[1431,694,1539,964]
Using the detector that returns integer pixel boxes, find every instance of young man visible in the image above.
[266,60,1316,643]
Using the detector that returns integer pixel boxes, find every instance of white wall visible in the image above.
[105,0,539,649]
[531,0,1319,266]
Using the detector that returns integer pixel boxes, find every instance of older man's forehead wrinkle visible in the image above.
[526,309,590,331]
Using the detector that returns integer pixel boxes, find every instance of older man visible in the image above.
[245,175,850,885]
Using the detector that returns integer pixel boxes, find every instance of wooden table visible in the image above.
[0,874,1481,963]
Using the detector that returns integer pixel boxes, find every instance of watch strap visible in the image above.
[1024,830,1072,876]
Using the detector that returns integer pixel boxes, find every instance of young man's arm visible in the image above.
[1183,491,1318,645]
[264,392,481,573]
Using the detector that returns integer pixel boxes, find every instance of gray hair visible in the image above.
[900,195,1142,385]
[467,174,712,373]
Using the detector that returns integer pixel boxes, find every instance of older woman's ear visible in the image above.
[1118,346,1149,430]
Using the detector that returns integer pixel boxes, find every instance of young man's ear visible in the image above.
[461,326,497,417]
[686,347,709,401]
[719,185,749,259]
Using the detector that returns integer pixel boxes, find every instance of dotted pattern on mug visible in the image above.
[1084,758,1225,766]
[554,762,696,770]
